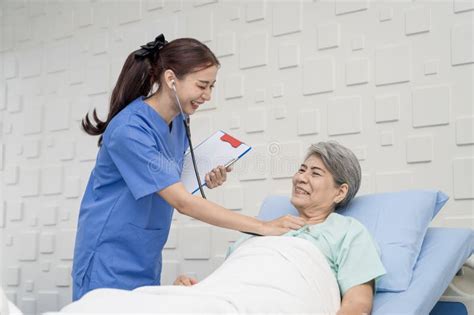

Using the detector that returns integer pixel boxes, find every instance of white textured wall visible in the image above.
[0,0,473,313]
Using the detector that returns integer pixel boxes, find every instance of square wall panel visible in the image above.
[39,233,55,254]
[272,2,302,36]
[278,43,299,69]
[117,1,142,25]
[327,96,362,136]
[345,58,369,86]
[23,139,40,159]
[20,167,40,197]
[46,40,69,73]
[453,158,474,199]
[406,135,433,163]
[405,7,431,35]
[86,62,109,95]
[271,141,302,179]
[42,205,58,226]
[64,176,81,198]
[375,94,400,123]
[75,5,94,27]
[20,46,42,78]
[244,108,266,133]
[23,103,43,135]
[454,0,474,13]
[297,109,320,136]
[41,166,63,195]
[44,98,70,132]
[239,32,267,69]
[18,232,39,261]
[317,23,340,50]
[245,1,265,22]
[412,85,450,128]
[456,116,474,145]
[7,266,20,286]
[224,74,243,99]
[375,43,411,86]
[303,57,335,95]
[57,229,75,260]
[180,226,211,259]
[7,201,23,222]
[55,265,71,287]
[216,31,236,57]
[223,186,243,210]
[187,11,213,43]
[451,23,474,65]
[238,144,269,181]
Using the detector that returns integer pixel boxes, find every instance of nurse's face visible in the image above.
[290,154,345,219]
[174,65,218,115]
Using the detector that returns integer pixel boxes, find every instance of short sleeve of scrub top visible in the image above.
[106,122,181,200]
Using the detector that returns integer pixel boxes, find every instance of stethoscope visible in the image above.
[170,80,261,236]
[171,80,207,199]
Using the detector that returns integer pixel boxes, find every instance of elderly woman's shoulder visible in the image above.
[329,212,369,232]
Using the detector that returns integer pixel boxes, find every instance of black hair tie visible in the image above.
[134,33,168,59]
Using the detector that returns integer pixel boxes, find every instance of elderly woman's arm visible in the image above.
[337,280,374,315]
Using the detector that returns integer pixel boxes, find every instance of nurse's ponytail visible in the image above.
[82,34,219,146]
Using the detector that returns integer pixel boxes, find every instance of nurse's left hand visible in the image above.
[205,165,232,189]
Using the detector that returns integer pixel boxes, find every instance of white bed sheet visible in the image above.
[56,236,340,314]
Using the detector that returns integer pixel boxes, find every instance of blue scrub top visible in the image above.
[72,96,188,301]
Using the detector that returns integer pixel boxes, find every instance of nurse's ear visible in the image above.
[164,69,177,90]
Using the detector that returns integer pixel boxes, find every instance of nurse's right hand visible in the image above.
[261,215,306,236]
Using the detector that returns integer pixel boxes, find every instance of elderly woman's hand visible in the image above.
[261,215,307,236]
[173,275,198,286]
[205,165,232,189]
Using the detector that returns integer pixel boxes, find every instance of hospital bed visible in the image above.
[2,192,473,314]
[258,194,474,315]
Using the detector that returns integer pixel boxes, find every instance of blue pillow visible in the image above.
[258,190,449,292]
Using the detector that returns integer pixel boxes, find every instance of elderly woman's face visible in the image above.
[291,154,342,216]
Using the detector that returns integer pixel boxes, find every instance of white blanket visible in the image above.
[58,236,340,314]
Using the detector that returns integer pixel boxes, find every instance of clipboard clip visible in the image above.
[220,133,242,148]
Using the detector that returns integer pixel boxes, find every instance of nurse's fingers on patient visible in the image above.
[262,215,306,235]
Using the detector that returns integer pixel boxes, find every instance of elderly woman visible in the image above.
[177,141,386,314]
[59,141,385,314]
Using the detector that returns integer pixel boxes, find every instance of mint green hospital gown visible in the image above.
[227,212,386,296]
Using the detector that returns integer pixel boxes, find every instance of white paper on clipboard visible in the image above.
[181,130,251,194]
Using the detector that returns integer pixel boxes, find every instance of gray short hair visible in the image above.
[305,141,361,209]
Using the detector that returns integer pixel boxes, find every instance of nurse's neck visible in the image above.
[145,92,180,124]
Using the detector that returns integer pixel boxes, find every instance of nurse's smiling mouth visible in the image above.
[191,100,203,110]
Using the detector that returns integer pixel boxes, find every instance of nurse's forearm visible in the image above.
[158,182,265,235]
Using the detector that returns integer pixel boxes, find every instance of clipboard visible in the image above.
[181,130,252,194]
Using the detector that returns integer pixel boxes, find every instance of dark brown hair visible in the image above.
[82,37,220,146]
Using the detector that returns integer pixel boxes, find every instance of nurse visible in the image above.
[72,34,306,301]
